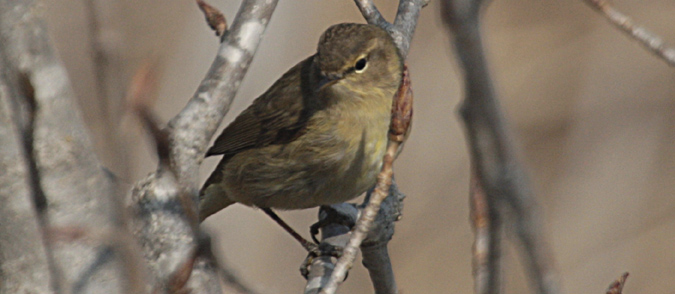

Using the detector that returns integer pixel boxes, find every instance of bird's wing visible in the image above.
[205,56,314,157]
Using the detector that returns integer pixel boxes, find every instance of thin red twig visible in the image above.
[606,272,629,294]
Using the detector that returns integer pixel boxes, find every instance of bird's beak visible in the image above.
[317,73,342,90]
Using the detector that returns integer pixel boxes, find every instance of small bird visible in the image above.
[199,23,403,222]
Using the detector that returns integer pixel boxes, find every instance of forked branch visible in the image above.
[131,0,278,292]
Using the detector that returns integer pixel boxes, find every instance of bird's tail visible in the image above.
[199,183,234,222]
[199,157,235,222]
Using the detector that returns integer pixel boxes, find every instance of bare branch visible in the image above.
[0,60,55,294]
[1,0,146,293]
[306,187,402,294]
[353,0,427,57]
[15,72,65,293]
[441,0,561,294]
[166,0,277,186]
[606,273,629,294]
[582,0,675,67]
[131,0,278,292]
[392,0,429,57]
[353,0,391,31]
[360,181,406,294]
[304,204,356,294]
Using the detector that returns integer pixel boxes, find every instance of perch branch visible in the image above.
[304,204,357,294]
[582,0,675,67]
[441,0,561,293]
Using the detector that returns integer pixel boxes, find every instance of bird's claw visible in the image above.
[299,243,344,279]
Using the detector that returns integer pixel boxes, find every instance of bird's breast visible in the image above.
[222,88,394,209]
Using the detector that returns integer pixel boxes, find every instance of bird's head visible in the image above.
[314,23,403,93]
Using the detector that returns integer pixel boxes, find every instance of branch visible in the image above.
[305,184,405,294]
[353,0,391,32]
[441,0,561,294]
[304,204,357,294]
[360,181,406,294]
[166,0,277,186]
[13,72,65,293]
[131,0,277,291]
[0,0,146,293]
[0,54,54,294]
[582,0,675,67]
[354,0,428,58]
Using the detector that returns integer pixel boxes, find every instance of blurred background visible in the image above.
[42,0,675,293]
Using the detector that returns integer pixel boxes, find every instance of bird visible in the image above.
[199,23,403,223]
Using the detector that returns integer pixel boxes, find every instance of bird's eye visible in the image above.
[354,58,367,73]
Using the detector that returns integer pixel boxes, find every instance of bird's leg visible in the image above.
[309,205,357,244]
[262,208,317,252]
[262,208,344,279]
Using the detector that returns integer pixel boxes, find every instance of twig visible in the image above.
[127,62,170,168]
[469,172,501,294]
[83,0,131,179]
[353,0,391,32]
[197,0,228,37]
[582,0,675,67]
[353,0,427,58]
[360,180,406,294]
[606,272,629,294]
[441,1,561,294]
[318,65,413,294]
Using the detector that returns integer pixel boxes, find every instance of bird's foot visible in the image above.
[300,242,344,279]
[309,205,357,244]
